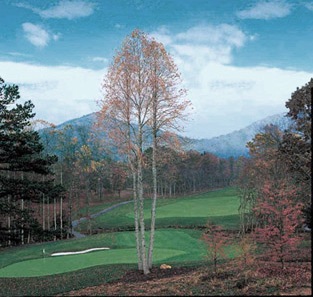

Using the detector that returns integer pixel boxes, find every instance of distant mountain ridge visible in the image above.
[187,113,292,158]
[40,112,292,158]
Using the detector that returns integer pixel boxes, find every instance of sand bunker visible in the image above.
[51,247,110,256]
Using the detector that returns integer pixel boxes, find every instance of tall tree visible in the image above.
[99,30,153,274]
[237,79,312,233]
[145,35,190,269]
[0,77,60,246]
[279,78,312,226]
[237,124,287,233]
[98,29,190,274]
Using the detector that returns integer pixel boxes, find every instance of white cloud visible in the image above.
[2,22,312,139]
[304,2,313,11]
[150,25,313,138]
[22,23,60,48]
[150,27,173,46]
[22,23,52,48]
[179,62,312,138]
[236,1,292,20]
[15,1,96,20]
[151,24,249,66]
[176,24,246,48]
[91,56,108,63]
[156,34,173,47]
[114,23,125,29]
[172,43,233,65]
[8,52,32,58]
[1,59,312,139]
[52,33,62,41]
[0,61,106,125]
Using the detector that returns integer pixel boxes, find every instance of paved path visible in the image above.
[71,200,132,238]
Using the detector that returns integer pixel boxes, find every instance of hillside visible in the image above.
[187,113,293,158]
[40,112,292,158]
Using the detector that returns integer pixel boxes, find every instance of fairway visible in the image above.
[80,187,241,230]
[0,229,208,278]
[126,188,239,218]
[143,195,239,218]
[0,248,185,278]
[0,227,240,278]
[0,188,241,278]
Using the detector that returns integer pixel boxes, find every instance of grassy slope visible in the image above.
[1,228,244,278]
[0,187,241,295]
[0,187,310,296]
[0,230,206,277]
[78,187,240,231]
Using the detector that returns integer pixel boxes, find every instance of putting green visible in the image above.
[0,248,185,278]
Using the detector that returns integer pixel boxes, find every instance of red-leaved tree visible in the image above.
[253,180,304,270]
[201,222,229,274]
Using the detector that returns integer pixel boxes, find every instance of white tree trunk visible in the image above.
[148,132,157,269]
[60,170,63,239]
[137,156,149,274]
[132,169,142,270]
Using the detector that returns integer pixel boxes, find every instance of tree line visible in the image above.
[199,79,311,276]
[236,78,311,267]
[0,78,65,246]
[0,74,241,248]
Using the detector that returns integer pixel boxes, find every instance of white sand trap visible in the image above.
[51,247,110,256]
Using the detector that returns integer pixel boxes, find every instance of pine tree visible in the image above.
[0,77,62,246]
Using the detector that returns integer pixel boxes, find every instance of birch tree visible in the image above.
[98,29,190,274]
[146,38,190,269]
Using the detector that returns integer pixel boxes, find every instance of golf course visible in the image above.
[1,3,312,294]
[0,187,242,295]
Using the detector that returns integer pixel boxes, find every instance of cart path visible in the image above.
[71,200,132,238]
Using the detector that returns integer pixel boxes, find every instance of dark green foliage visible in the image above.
[0,77,64,246]
[279,78,312,226]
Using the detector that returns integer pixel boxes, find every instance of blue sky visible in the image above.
[1,0,312,138]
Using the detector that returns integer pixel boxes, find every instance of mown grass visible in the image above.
[0,248,185,277]
[0,229,241,296]
[1,228,241,277]
[0,187,243,295]
[78,187,240,232]
[0,233,115,269]
[0,263,134,296]
[73,200,125,220]
[0,187,309,296]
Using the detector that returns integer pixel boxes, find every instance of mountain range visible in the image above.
[187,113,292,158]
[40,112,293,159]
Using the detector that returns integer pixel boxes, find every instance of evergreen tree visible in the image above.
[279,78,312,227]
[0,77,62,246]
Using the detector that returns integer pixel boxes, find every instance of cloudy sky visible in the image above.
[1,0,312,139]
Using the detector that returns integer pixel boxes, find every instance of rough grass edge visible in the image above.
[0,261,207,296]
[0,263,134,296]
